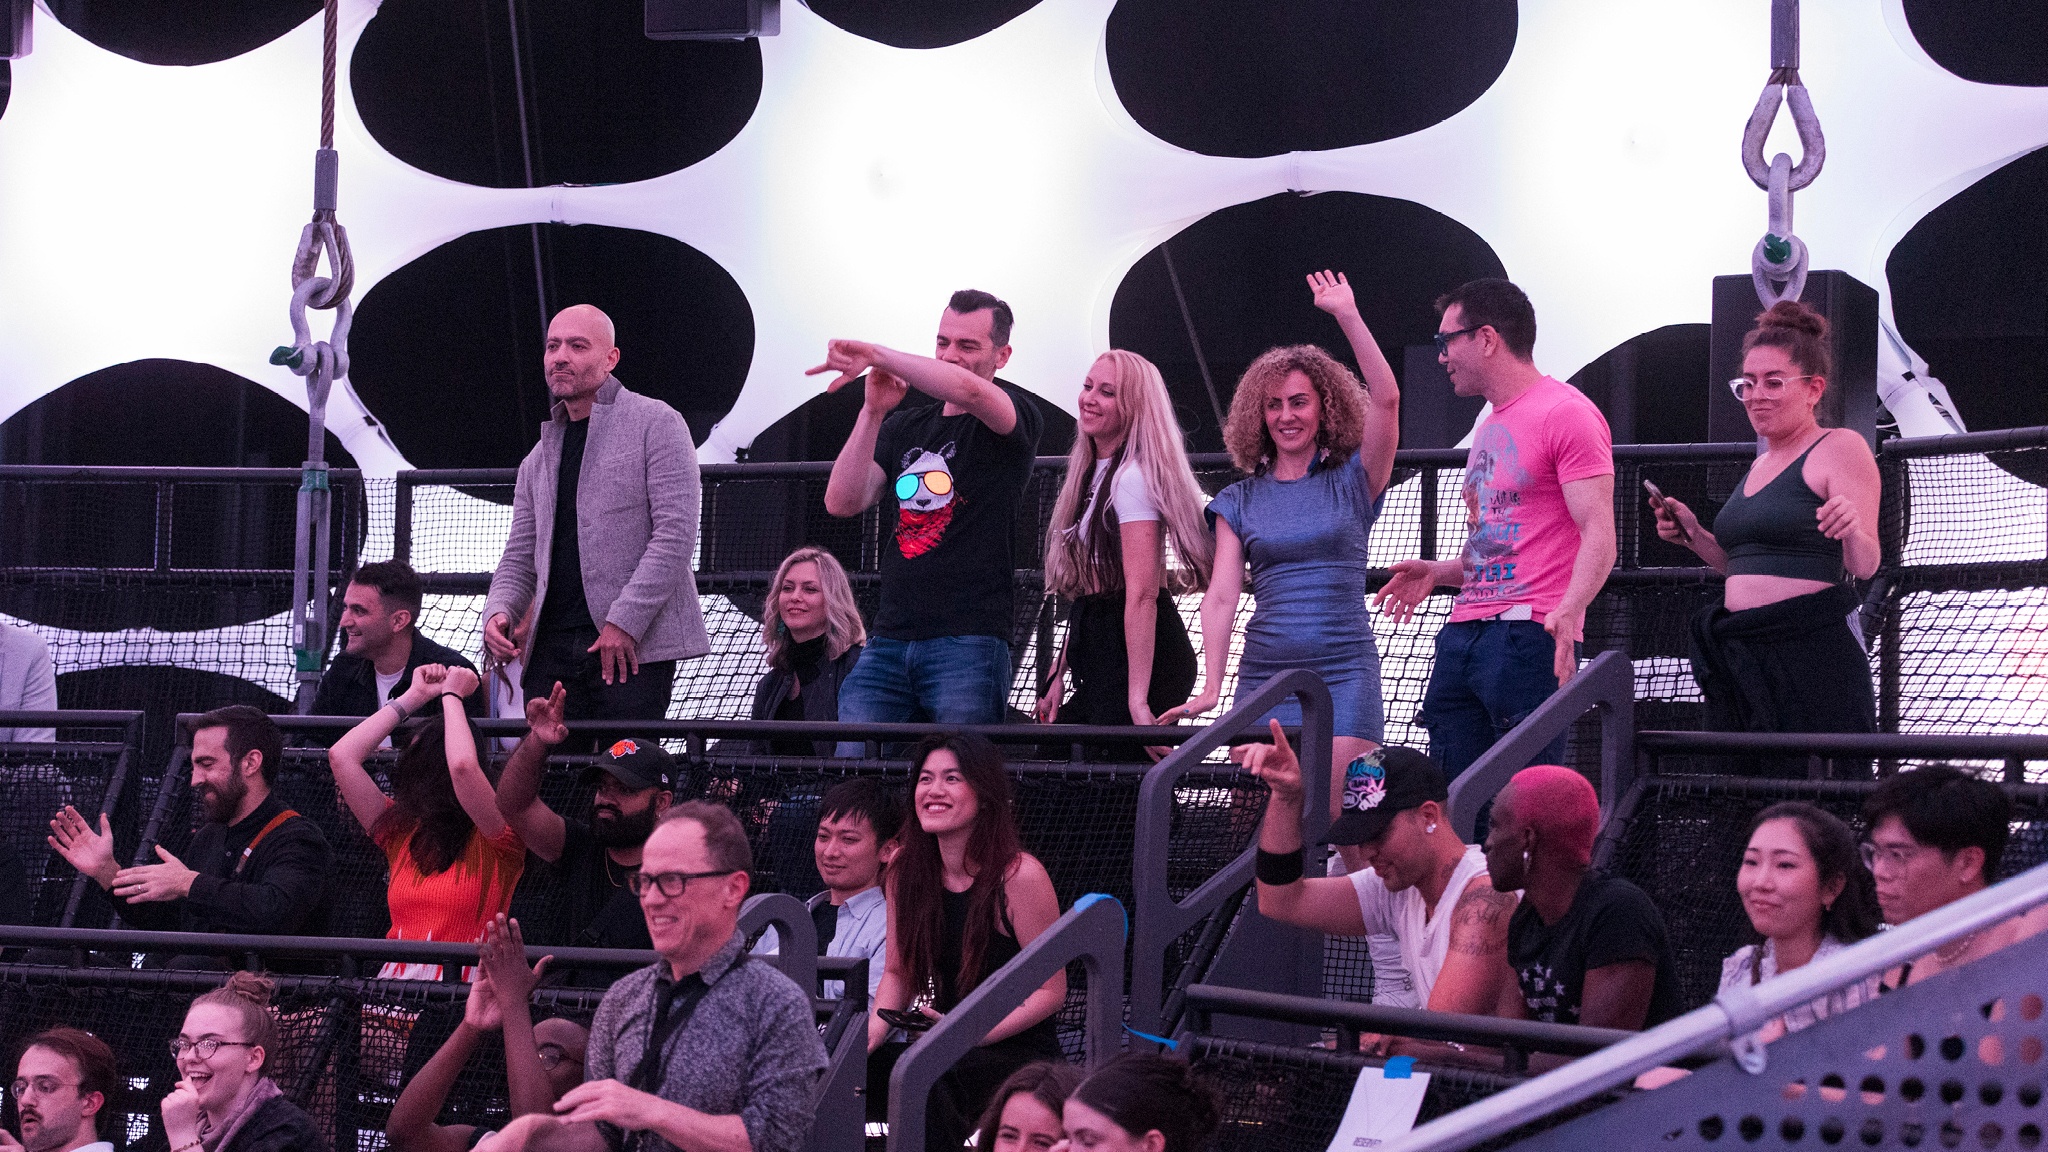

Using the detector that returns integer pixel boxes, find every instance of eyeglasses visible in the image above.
[1728,374,1818,400]
[1860,841,1928,872]
[628,869,736,898]
[1433,325,1484,355]
[11,1076,80,1097]
[536,1044,584,1071]
[169,1038,256,1061]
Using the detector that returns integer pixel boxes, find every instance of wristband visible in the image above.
[1255,847,1304,886]
[386,700,411,724]
[440,692,465,702]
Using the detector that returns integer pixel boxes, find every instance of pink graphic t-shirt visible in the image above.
[1450,377,1613,624]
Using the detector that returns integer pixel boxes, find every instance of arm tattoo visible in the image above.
[1447,886,1517,956]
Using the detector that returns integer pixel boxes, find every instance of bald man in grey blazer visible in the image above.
[483,305,708,722]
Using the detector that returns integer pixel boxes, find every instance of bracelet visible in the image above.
[1255,847,1304,886]
[440,692,465,702]
[385,700,411,724]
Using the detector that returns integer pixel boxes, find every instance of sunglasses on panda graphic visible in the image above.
[895,471,954,501]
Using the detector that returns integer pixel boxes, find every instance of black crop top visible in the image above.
[1712,433,1844,583]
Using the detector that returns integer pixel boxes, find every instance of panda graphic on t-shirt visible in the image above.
[894,443,958,559]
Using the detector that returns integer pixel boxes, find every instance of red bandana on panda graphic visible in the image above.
[894,444,959,559]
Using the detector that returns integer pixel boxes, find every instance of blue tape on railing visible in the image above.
[1074,892,1128,937]
[1383,1056,1415,1079]
[1123,1024,1178,1052]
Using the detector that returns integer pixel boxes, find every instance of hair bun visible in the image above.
[221,970,277,1008]
[1757,300,1828,340]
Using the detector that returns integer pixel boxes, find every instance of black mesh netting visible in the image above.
[1596,775,2048,1012]
[0,740,140,928]
[1187,1035,1525,1152]
[0,967,607,1152]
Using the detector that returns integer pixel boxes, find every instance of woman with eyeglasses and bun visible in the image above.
[1647,300,1882,760]
[162,972,327,1152]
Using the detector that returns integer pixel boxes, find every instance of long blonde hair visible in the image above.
[760,546,865,667]
[1221,344,1369,474]
[1045,350,1214,598]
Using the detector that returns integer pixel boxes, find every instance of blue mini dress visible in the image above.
[1206,448,1386,740]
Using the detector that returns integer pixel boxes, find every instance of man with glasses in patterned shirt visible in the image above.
[491,803,827,1152]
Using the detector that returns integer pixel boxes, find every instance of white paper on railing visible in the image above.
[1328,1060,1432,1150]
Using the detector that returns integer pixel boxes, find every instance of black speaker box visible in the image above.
[1708,270,1880,448]
[645,0,778,40]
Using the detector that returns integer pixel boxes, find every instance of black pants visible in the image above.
[523,623,677,725]
[1061,591,1197,725]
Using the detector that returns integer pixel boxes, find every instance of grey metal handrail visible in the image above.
[1129,668,1333,1040]
[1383,857,2048,1151]
[887,894,1128,1152]
[1182,984,1636,1069]
[1445,651,1634,839]
[737,892,817,999]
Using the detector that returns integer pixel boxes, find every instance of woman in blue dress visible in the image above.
[1162,271,1401,827]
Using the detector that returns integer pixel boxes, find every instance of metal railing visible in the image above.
[887,893,1128,1152]
[1381,856,2048,1151]
[1182,985,1638,1074]
[1635,729,2048,782]
[1129,668,1333,1039]
[1445,651,1635,838]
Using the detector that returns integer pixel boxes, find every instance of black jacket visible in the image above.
[119,791,333,942]
[309,631,484,741]
[749,642,863,756]
[223,1094,331,1152]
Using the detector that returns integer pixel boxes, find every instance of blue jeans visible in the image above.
[1418,618,1571,782]
[835,636,1012,755]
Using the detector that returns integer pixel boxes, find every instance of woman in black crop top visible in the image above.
[1648,301,1882,756]
[868,733,1068,1151]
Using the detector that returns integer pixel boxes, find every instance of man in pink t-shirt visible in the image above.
[1377,279,1616,781]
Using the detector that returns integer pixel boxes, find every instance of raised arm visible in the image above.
[1308,271,1401,500]
[981,854,1066,1045]
[387,967,495,1152]
[1813,429,1882,580]
[823,370,904,518]
[497,682,570,863]
[1238,719,1367,935]
[438,665,509,840]
[326,668,439,834]
[1424,876,1520,1016]
[1159,518,1242,724]
[481,915,556,1121]
[810,341,1017,435]
[1547,473,1618,685]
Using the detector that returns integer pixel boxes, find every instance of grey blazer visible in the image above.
[483,377,709,663]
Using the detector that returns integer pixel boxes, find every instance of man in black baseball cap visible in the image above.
[1235,719,1518,1021]
[495,682,681,979]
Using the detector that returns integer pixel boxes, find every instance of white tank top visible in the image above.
[1347,844,1491,1009]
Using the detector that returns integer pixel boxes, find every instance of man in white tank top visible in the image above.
[1239,723,1520,1021]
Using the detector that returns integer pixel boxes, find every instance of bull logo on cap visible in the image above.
[608,739,639,758]
[1342,753,1387,814]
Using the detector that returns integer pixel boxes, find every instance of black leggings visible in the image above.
[1061,590,1197,726]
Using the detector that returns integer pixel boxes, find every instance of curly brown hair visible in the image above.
[1221,344,1368,474]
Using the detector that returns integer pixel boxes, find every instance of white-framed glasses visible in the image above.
[1728,374,1819,400]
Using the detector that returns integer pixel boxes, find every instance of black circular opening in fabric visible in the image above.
[1108,191,1506,454]
[42,0,322,66]
[804,0,1042,49]
[353,0,761,188]
[0,361,363,632]
[1902,0,2048,87]
[1105,0,1516,158]
[348,223,753,471]
[1886,146,2048,432]
[1568,324,1710,446]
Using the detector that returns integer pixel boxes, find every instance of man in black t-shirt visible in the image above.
[817,290,1044,730]
[1480,765,1680,1043]
[497,682,674,980]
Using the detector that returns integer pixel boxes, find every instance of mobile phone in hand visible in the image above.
[1642,479,1691,542]
[878,1008,935,1032]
